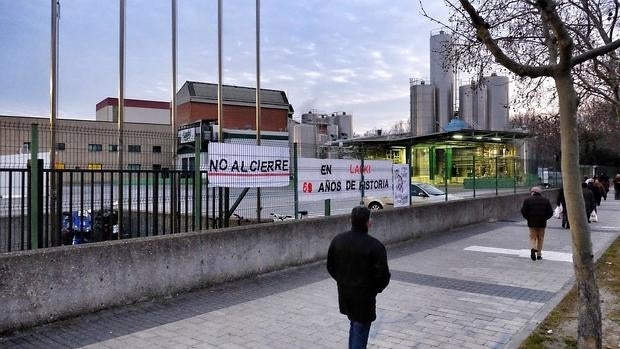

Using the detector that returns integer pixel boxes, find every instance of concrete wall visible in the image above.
[0,190,557,333]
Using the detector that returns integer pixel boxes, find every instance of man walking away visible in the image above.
[586,178,602,212]
[582,182,596,222]
[593,177,605,207]
[327,206,390,349]
[599,172,610,200]
[521,186,553,261]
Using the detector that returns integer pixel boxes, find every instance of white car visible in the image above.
[363,183,462,210]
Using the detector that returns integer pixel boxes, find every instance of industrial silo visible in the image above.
[458,85,473,126]
[301,112,317,124]
[430,31,454,131]
[335,112,353,139]
[484,73,509,130]
[326,124,339,141]
[293,123,318,158]
[459,81,488,129]
[472,83,488,129]
[410,79,436,136]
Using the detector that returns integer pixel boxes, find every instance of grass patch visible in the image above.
[520,236,620,349]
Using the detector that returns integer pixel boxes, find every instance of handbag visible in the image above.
[590,211,598,222]
[553,206,562,219]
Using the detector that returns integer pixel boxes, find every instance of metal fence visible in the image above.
[0,119,174,170]
[0,124,565,253]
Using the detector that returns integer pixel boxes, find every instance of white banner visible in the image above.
[207,143,290,188]
[392,164,410,208]
[297,158,393,201]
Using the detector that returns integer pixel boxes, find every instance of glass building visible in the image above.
[339,129,533,189]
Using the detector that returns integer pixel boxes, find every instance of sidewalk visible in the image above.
[2,197,619,349]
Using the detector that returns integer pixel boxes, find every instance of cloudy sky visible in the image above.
[0,0,450,134]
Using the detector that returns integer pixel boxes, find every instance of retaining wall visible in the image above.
[0,190,557,333]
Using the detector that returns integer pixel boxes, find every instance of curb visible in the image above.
[505,232,618,349]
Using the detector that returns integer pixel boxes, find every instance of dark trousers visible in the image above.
[562,211,569,229]
[616,189,620,200]
[349,321,371,349]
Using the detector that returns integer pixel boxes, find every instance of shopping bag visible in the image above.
[553,206,562,219]
[590,211,598,222]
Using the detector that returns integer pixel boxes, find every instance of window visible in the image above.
[152,145,162,153]
[128,164,141,171]
[56,143,65,151]
[108,144,118,152]
[87,163,102,170]
[88,144,102,152]
[152,164,162,171]
[128,145,141,153]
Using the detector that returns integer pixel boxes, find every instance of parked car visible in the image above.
[363,183,462,210]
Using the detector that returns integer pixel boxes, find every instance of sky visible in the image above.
[0,0,451,134]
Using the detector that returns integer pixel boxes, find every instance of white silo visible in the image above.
[301,112,317,124]
[410,79,436,136]
[458,84,473,126]
[472,83,488,129]
[335,112,353,139]
[484,73,509,130]
[326,124,339,141]
[459,81,488,129]
[293,123,319,158]
[430,31,455,131]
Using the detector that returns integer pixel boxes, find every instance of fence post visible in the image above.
[494,156,499,196]
[359,146,365,206]
[193,131,201,230]
[406,146,412,206]
[153,171,159,235]
[293,142,299,220]
[444,152,448,202]
[513,158,517,194]
[224,188,230,227]
[472,153,476,198]
[55,171,63,244]
[29,124,42,249]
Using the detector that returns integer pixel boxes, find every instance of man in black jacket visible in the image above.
[521,186,553,261]
[327,206,390,349]
[582,182,596,222]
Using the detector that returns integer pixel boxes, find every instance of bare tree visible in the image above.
[388,119,411,135]
[421,1,620,347]
[511,111,562,161]
[569,1,620,118]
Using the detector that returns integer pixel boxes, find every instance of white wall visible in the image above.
[95,106,170,125]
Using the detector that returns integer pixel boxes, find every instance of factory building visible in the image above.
[410,31,510,136]
[290,111,354,158]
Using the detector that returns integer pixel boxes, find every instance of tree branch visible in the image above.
[572,38,620,66]
[458,0,554,77]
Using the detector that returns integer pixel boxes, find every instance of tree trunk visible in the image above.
[555,73,602,349]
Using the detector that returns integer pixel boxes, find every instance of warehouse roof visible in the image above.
[177,81,293,114]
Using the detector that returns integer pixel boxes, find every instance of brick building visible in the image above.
[176,81,293,132]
